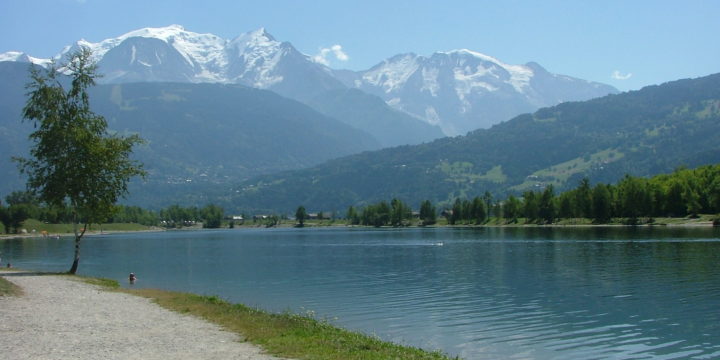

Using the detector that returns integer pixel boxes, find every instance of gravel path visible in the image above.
[0,271,286,360]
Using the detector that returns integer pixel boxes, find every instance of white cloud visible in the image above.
[313,44,349,66]
[612,70,633,80]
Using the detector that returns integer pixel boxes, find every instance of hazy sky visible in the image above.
[1,0,718,91]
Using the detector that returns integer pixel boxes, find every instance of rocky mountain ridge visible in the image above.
[2,25,617,135]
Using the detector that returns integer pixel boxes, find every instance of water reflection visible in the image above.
[2,226,719,359]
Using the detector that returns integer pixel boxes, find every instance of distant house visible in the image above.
[227,215,244,224]
[307,212,333,220]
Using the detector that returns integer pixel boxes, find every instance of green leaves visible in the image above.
[16,47,144,273]
[295,206,307,226]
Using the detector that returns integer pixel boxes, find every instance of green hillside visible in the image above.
[0,62,380,207]
[228,73,720,213]
[305,88,444,147]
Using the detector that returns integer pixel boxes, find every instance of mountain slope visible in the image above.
[0,61,380,205]
[305,88,444,147]
[338,51,618,135]
[2,25,616,141]
[228,73,720,213]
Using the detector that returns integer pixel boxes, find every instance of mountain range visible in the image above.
[226,73,720,214]
[0,61,379,205]
[1,25,617,136]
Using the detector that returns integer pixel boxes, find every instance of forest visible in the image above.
[2,164,719,233]
[340,164,720,226]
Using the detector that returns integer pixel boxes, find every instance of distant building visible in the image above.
[227,215,244,224]
[307,212,333,220]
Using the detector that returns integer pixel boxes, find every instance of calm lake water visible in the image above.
[2,226,720,359]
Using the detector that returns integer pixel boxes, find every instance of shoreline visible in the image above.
[1,216,715,240]
[0,227,166,240]
[1,270,452,360]
[235,216,717,229]
[0,270,286,360]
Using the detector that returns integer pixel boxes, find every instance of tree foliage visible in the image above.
[15,48,145,274]
[201,204,224,228]
[390,198,412,227]
[419,200,437,225]
[295,205,307,227]
[0,204,31,234]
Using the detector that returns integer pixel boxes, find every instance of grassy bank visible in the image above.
[0,274,23,296]
[1,219,158,237]
[73,277,453,360]
[236,214,718,229]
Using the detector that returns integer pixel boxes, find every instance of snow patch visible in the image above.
[441,48,504,64]
[0,51,26,62]
[505,64,533,93]
[424,106,441,126]
[444,49,534,93]
[130,45,136,64]
[453,64,499,101]
[0,51,53,66]
[227,28,287,88]
[362,54,419,93]
[387,98,402,106]
[421,67,439,97]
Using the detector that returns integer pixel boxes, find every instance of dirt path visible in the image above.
[0,271,286,360]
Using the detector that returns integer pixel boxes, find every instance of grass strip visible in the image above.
[78,275,122,289]
[0,276,24,296]
[12,219,157,235]
[123,288,455,360]
[77,276,455,359]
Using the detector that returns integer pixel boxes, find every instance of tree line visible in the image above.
[5,164,719,233]
[445,164,720,225]
[344,198,417,227]
[0,193,226,234]
[545,164,720,224]
[297,164,720,227]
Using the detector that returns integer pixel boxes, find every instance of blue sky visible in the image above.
[1,0,718,91]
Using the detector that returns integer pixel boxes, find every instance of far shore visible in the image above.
[1,215,716,240]
[0,227,166,240]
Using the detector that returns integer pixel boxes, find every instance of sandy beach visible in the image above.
[0,271,286,360]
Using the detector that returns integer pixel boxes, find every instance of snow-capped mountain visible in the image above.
[336,50,618,135]
[1,25,617,136]
[5,25,343,100]
[0,51,54,66]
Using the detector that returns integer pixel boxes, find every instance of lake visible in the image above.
[2,226,719,359]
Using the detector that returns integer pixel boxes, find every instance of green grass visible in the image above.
[15,219,155,235]
[0,275,23,296]
[78,275,121,289]
[122,288,455,360]
[648,214,716,225]
[3,271,453,358]
[510,148,625,192]
[478,165,508,183]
